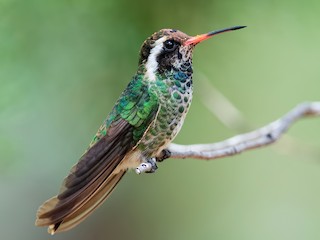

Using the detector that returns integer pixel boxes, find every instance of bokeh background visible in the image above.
[1,0,320,240]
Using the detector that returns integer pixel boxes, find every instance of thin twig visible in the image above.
[164,102,320,160]
[196,75,320,159]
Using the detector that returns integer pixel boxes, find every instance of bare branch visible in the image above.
[196,75,320,159]
[164,102,320,161]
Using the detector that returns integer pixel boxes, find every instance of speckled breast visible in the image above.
[137,71,193,156]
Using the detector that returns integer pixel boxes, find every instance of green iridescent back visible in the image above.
[89,74,159,149]
[89,64,193,158]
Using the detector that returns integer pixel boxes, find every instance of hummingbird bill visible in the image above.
[35,25,246,234]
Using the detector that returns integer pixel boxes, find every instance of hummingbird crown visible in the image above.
[139,29,194,81]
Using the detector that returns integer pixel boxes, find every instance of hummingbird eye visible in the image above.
[163,39,177,52]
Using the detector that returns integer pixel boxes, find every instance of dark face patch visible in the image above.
[156,41,181,73]
[138,29,192,65]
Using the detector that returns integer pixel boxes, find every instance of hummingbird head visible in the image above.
[138,26,246,80]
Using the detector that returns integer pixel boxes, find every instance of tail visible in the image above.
[35,119,135,234]
[36,170,126,234]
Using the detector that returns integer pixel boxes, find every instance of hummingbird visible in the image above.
[35,25,246,234]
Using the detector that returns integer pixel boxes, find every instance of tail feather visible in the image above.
[36,170,126,234]
[35,119,135,233]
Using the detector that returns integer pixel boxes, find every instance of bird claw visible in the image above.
[135,158,158,174]
[156,149,171,162]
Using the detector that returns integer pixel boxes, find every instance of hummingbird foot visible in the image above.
[156,149,171,162]
[135,158,158,174]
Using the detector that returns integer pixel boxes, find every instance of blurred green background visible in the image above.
[1,0,320,239]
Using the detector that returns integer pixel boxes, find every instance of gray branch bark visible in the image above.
[166,102,320,160]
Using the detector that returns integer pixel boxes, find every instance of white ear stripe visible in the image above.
[145,36,167,81]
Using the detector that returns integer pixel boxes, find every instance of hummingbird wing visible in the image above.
[35,77,159,234]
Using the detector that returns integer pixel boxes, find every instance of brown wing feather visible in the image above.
[36,77,160,234]
[54,171,126,233]
[35,119,135,234]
